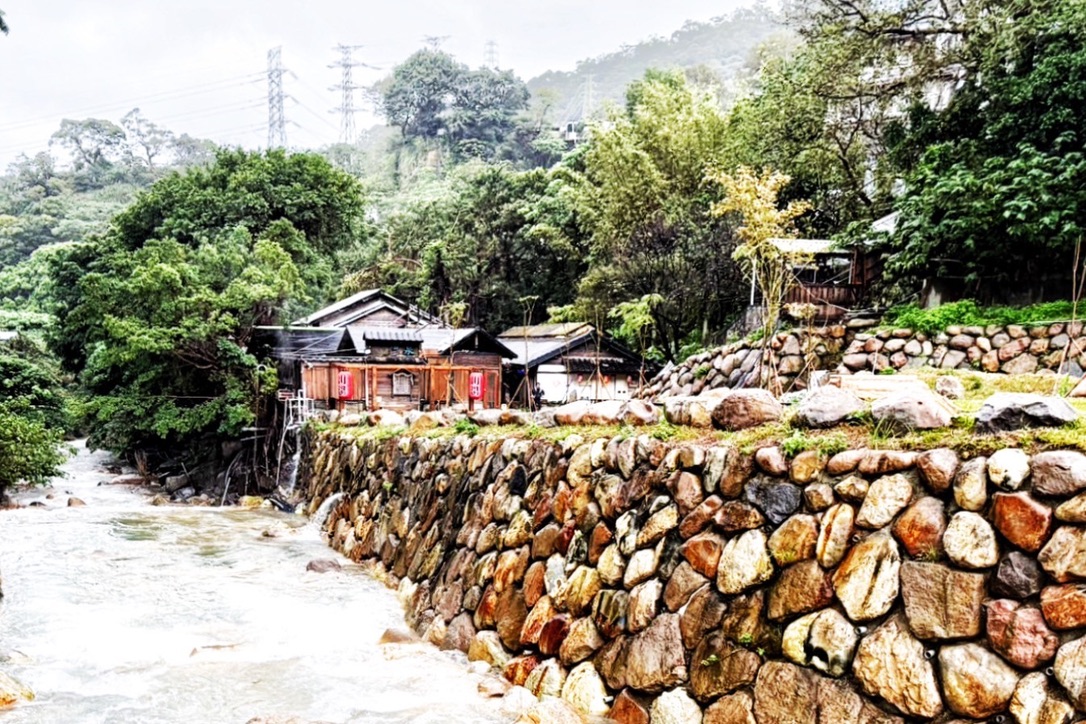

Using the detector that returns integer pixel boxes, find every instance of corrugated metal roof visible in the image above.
[356,327,423,342]
[499,323,593,340]
[768,238,842,255]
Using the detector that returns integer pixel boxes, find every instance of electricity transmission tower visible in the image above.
[328,43,370,144]
[267,46,287,148]
[484,40,499,68]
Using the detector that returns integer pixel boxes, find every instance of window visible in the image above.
[392,372,413,397]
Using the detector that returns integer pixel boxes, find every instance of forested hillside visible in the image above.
[527,7,784,122]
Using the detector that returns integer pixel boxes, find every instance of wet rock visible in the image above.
[790,450,825,484]
[651,688,703,724]
[975,393,1078,433]
[523,657,565,698]
[891,496,946,559]
[755,446,789,476]
[1055,635,1086,709]
[852,614,943,719]
[503,654,541,687]
[1041,584,1086,630]
[992,492,1052,552]
[515,697,582,724]
[690,632,761,701]
[67,497,86,507]
[1055,491,1086,522]
[637,503,678,547]
[793,386,865,428]
[744,476,802,526]
[768,514,819,567]
[597,545,626,587]
[443,612,476,653]
[993,551,1044,599]
[627,580,661,633]
[623,549,658,589]
[306,559,343,573]
[899,562,985,640]
[716,529,774,595]
[520,596,557,646]
[703,691,755,724]
[944,511,999,569]
[711,389,783,431]
[916,448,959,493]
[986,599,1059,669]
[468,631,511,669]
[561,662,610,718]
[713,501,765,533]
[858,450,918,475]
[833,532,901,622]
[1032,450,1086,497]
[856,474,913,529]
[0,671,33,708]
[679,495,723,539]
[834,475,868,503]
[826,448,867,475]
[1038,525,1086,582]
[664,562,708,612]
[681,532,725,579]
[768,560,834,621]
[592,589,629,639]
[816,503,855,569]
[988,448,1031,490]
[608,689,650,724]
[953,456,988,511]
[803,482,835,511]
[939,642,1020,719]
[1009,672,1075,724]
[781,608,858,677]
[624,613,687,693]
[871,389,952,430]
[679,585,726,650]
[559,616,604,665]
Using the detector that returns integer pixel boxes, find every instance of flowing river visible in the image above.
[0,442,505,724]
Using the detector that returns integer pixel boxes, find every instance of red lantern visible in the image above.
[336,369,353,400]
[468,371,485,400]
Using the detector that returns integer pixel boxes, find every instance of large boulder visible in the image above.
[871,389,953,430]
[792,386,865,428]
[711,389,783,431]
[975,393,1078,433]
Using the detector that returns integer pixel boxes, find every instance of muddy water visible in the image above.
[0,442,504,723]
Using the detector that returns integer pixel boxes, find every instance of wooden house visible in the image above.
[256,290,514,412]
[498,323,653,406]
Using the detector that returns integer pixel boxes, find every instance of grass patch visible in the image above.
[885,299,1080,335]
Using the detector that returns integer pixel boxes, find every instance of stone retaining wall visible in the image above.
[641,320,1086,399]
[303,428,1086,723]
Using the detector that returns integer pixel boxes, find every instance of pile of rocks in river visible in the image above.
[304,423,1086,723]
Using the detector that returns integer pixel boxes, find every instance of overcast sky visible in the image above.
[0,1,757,167]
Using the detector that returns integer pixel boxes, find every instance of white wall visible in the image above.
[536,365,631,403]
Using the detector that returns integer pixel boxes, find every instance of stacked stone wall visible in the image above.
[304,428,1086,722]
[642,321,1086,400]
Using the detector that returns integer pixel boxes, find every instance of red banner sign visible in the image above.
[468,371,485,401]
[336,369,353,400]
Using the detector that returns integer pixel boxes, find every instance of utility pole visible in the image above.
[484,40,499,69]
[328,43,367,144]
[267,46,287,148]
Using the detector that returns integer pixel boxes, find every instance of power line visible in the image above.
[328,43,378,144]
[267,47,287,148]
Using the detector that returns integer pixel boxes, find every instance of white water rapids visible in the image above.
[0,442,506,723]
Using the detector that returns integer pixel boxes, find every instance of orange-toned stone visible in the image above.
[681,531,725,578]
[992,492,1052,553]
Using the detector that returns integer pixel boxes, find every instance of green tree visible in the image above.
[569,71,743,360]
[884,0,1086,296]
[50,149,365,459]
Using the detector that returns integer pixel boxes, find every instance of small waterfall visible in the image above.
[311,492,345,528]
[279,447,302,496]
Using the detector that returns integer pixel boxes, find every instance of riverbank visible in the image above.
[0,441,507,723]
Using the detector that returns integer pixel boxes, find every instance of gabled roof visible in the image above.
[416,327,516,359]
[293,289,443,328]
[498,324,646,370]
